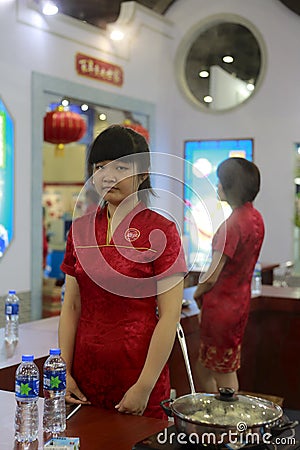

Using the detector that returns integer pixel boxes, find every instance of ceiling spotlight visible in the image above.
[61,99,69,107]
[81,104,89,112]
[222,55,234,64]
[203,95,213,103]
[99,113,107,121]
[199,70,209,78]
[110,29,125,41]
[247,83,255,92]
[42,1,59,16]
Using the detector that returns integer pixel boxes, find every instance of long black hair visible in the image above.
[87,124,155,205]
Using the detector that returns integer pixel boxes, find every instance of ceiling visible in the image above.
[37,0,300,30]
[51,0,178,29]
[278,0,300,16]
[34,0,300,30]
[39,0,299,111]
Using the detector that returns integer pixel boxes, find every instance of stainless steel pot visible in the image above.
[161,389,298,446]
[161,324,298,447]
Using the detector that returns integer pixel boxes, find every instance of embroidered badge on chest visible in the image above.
[124,228,140,242]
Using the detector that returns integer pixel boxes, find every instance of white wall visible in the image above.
[209,65,251,110]
[0,0,175,303]
[167,0,300,265]
[0,0,299,304]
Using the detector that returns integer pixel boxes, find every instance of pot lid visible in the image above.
[172,388,282,427]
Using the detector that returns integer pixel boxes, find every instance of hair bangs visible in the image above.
[88,126,135,165]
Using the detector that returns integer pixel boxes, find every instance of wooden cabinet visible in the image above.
[170,286,300,410]
[239,286,300,409]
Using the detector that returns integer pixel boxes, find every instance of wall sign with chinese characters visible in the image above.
[75,53,124,87]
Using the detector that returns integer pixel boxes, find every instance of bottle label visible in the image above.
[253,262,261,277]
[43,370,66,391]
[15,378,39,398]
[5,303,19,315]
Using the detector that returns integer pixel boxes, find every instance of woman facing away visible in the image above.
[58,125,187,419]
[193,157,265,393]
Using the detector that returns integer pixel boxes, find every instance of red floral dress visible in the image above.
[61,202,187,418]
[199,202,265,373]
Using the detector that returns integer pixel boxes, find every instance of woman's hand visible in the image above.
[65,373,91,405]
[198,309,202,324]
[115,382,151,416]
[193,284,204,308]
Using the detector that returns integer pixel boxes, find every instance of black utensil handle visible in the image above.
[270,420,299,436]
[160,398,174,417]
[216,387,238,402]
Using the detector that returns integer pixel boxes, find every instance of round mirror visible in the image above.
[175,14,266,112]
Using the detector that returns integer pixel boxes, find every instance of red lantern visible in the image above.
[44,106,86,156]
[123,120,150,143]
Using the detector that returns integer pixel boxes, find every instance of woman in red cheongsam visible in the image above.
[58,125,187,419]
[193,157,264,393]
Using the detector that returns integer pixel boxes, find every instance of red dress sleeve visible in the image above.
[43,225,48,269]
[60,227,76,277]
[212,216,240,259]
[153,221,187,280]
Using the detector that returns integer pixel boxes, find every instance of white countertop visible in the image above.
[0,316,59,369]
[0,389,44,449]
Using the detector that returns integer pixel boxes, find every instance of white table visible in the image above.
[0,317,59,393]
[0,389,44,449]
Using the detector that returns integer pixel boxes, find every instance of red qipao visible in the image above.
[199,202,265,373]
[61,202,187,418]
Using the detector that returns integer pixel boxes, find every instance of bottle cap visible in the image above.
[22,354,34,362]
[49,348,61,355]
[8,290,16,295]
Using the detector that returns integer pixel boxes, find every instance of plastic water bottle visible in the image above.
[15,354,39,442]
[60,282,65,303]
[251,261,262,295]
[43,348,66,433]
[5,289,19,343]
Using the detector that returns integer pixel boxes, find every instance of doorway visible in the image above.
[32,72,155,319]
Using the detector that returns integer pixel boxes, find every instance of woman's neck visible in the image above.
[107,194,139,233]
[230,201,248,210]
[107,194,139,217]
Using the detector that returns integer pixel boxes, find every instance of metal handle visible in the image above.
[270,420,299,436]
[160,398,174,417]
[216,387,238,402]
[176,322,196,394]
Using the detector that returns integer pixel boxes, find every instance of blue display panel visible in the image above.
[183,139,253,270]
[0,97,14,258]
